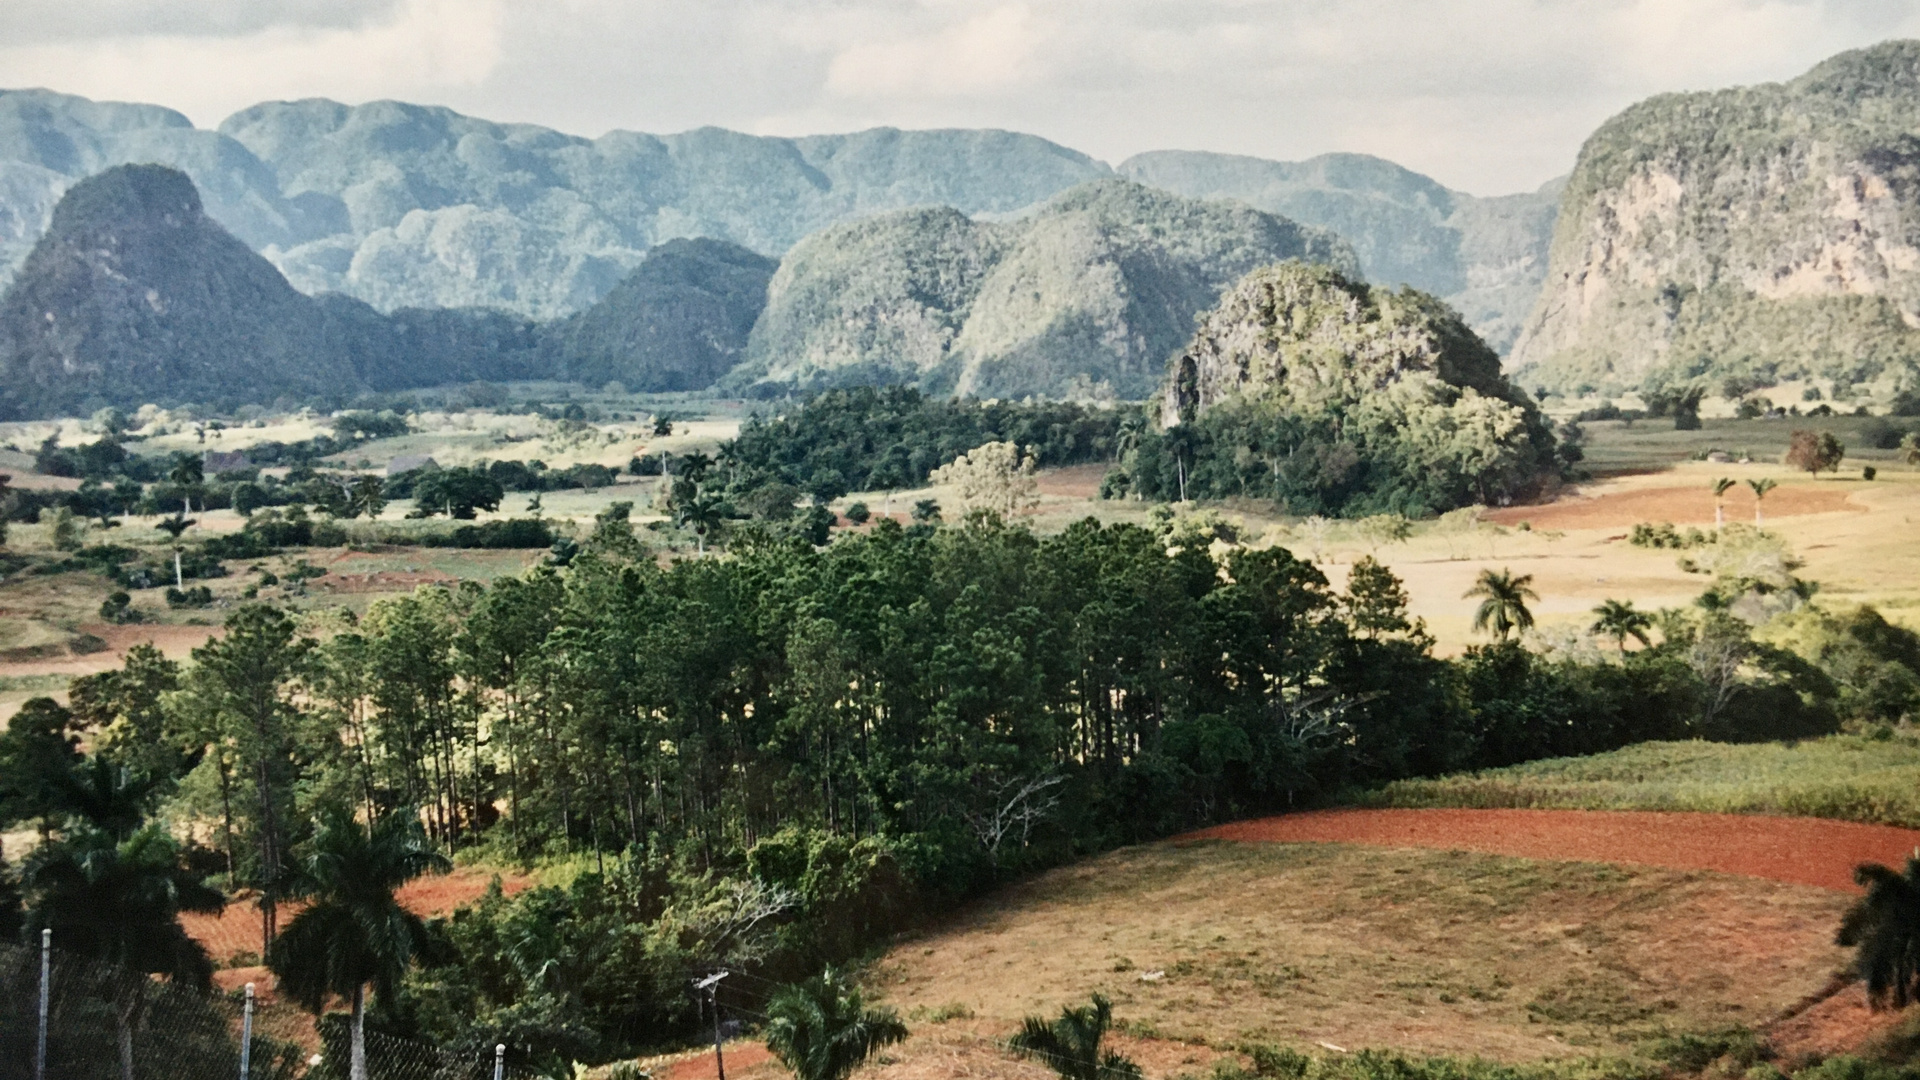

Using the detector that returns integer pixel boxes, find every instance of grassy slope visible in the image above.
[1360,735,1920,827]
[870,839,1849,1068]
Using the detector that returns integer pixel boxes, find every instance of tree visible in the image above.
[1712,477,1736,528]
[1464,568,1538,641]
[267,805,450,1080]
[1837,853,1920,1010]
[410,467,503,519]
[1008,993,1141,1080]
[1902,431,1920,469]
[1345,556,1412,639]
[929,441,1039,519]
[1590,599,1653,650]
[0,697,81,830]
[763,967,909,1080]
[1785,429,1846,479]
[1748,478,1778,525]
[22,824,224,1080]
[167,454,204,514]
[181,605,316,951]
[675,488,728,554]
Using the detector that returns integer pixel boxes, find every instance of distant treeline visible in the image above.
[724,386,1128,500]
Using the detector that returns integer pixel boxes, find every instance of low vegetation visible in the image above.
[1362,734,1920,826]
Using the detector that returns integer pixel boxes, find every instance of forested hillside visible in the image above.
[1513,39,1920,396]
[1115,262,1559,515]
[733,179,1356,399]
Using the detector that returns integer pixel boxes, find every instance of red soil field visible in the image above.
[183,865,532,964]
[1185,808,1920,892]
[1483,484,1860,530]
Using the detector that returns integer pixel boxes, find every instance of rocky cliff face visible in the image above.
[1511,40,1920,394]
[732,179,1356,400]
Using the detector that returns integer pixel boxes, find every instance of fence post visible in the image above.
[36,928,50,1080]
[239,983,255,1080]
[493,1043,505,1080]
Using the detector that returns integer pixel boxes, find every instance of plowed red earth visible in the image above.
[1185,808,1920,892]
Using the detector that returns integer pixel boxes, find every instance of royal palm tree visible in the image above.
[1008,993,1142,1080]
[22,824,225,1080]
[676,489,727,554]
[1748,478,1777,526]
[1837,853,1920,1010]
[764,967,909,1080]
[267,806,450,1080]
[1464,568,1539,641]
[1590,599,1654,651]
[1712,477,1736,528]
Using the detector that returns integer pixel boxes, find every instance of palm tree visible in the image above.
[22,824,225,1080]
[1590,599,1653,650]
[676,489,727,554]
[1007,994,1142,1080]
[267,805,450,1080]
[764,967,909,1080]
[1837,853,1920,1010]
[1747,478,1777,525]
[1712,477,1736,528]
[1464,568,1539,641]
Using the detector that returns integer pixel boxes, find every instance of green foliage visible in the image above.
[1839,853,1920,1010]
[407,466,505,520]
[763,967,909,1080]
[1787,429,1848,478]
[1126,263,1557,516]
[724,386,1125,497]
[1466,570,1538,641]
[21,823,224,987]
[1008,993,1140,1080]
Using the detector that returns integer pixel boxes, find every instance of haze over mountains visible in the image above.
[0,87,1555,345]
[6,39,1920,417]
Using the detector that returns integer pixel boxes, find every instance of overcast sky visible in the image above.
[2,0,1918,195]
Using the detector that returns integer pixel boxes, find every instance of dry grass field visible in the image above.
[847,839,1856,1074]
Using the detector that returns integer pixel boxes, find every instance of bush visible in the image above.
[165,585,214,608]
[423,518,556,550]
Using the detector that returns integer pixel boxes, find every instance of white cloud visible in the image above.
[0,0,503,121]
[1,0,1919,193]
[825,5,1048,99]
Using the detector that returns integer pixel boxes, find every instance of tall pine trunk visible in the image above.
[115,978,144,1080]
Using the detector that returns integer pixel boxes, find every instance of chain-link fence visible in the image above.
[0,938,549,1080]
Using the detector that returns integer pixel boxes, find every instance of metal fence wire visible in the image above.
[0,938,547,1080]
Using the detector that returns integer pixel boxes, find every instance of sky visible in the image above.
[2,0,1919,196]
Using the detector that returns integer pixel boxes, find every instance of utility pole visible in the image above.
[694,971,729,1080]
[36,928,50,1080]
[239,983,255,1080]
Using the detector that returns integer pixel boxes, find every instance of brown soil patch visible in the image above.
[658,1043,775,1080]
[1036,464,1112,499]
[1186,808,1920,892]
[182,866,532,965]
[1766,982,1916,1066]
[874,840,1853,1065]
[0,624,222,681]
[311,568,457,594]
[1485,484,1860,530]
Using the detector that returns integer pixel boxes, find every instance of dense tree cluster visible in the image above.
[4,510,1903,1067]
[723,386,1125,501]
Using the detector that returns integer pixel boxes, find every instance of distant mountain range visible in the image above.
[734,179,1355,400]
[0,88,1555,351]
[0,166,1352,416]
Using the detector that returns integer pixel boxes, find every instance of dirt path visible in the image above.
[1186,808,1920,891]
